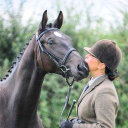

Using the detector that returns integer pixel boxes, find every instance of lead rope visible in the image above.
[59,77,74,123]
[60,86,72,122]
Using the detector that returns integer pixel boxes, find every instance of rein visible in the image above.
[36,28,75,121]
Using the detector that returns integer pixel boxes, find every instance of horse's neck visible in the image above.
[13,35,45,101]
[6,35,45,126]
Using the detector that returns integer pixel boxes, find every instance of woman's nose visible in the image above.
[85,54,89,59]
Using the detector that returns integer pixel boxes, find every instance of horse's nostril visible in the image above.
[77,62,89,77]
[77,64,82,72]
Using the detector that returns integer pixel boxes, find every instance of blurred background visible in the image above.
[0,0,128,127]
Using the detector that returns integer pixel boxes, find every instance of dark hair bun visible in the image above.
[105,68,119,81]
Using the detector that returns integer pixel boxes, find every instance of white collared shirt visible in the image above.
[88,74,106,87]
[82,74,106,95]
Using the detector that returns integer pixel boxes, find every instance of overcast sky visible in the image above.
[0,0,128,24]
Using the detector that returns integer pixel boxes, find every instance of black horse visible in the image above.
[0,10,89,128]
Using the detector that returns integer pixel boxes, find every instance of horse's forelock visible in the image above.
[46,23,53,28]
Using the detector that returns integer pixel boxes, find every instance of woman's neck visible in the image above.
[91,70,105,79]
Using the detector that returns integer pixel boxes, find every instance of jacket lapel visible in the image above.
[77,75,107,107]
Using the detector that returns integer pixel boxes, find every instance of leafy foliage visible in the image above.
[0,0,128,128]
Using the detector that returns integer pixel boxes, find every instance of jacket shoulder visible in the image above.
[95,78,119,101]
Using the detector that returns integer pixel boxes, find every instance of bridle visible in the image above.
[36,28,76,86]
[36,28,76,121]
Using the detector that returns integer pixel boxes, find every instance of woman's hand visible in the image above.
[59,119,73,128]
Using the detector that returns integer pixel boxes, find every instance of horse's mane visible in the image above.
[0,36,35,81]
[0,25,53,82]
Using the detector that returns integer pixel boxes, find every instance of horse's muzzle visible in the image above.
[75,61,89,81]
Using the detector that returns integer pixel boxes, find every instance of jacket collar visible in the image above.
[77,74,107,106]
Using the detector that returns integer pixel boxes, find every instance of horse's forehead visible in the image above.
[43,31,71,43]
[49,31,69,40]
[53,31,63,38]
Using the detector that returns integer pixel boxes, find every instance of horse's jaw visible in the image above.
[55,69,89,82]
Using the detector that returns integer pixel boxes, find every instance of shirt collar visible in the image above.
[88,74,106,87]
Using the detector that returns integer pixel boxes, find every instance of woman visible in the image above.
[60,39,122,128]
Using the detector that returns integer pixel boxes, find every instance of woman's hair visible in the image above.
[105,67,119,81]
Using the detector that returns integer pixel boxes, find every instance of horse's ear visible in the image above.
[40,10,48,30]
[53,11,63,29]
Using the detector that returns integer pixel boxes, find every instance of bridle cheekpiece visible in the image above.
[36,28,77,121]
[36,28,76,86]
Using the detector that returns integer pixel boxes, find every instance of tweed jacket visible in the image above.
[73,75,119,128]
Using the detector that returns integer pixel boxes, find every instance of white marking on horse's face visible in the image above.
[54,32,62,38]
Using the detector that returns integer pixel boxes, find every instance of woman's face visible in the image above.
[85,54,101,72]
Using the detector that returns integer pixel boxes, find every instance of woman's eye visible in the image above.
[48,40,54,45]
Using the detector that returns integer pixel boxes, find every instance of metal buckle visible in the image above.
[60,65,70,73]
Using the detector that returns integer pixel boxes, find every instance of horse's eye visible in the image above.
[48,40,54,45]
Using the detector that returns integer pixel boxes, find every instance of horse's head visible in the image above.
[35,10,89,81]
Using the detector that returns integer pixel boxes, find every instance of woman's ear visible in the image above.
[98,63,106,70]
